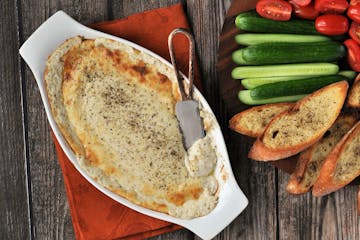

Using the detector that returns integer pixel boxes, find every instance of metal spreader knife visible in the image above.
[168,28,205,150]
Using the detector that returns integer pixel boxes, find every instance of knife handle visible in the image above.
[168,28,195,101]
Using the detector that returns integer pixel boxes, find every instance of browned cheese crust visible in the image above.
[44,37,218,219]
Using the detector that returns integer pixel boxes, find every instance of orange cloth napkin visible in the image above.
[53,3,202,240]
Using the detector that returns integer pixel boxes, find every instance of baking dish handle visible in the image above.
[183,177,248,240]
[19,11,83,81]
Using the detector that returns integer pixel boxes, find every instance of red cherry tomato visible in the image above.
[348,4,360,23]
[349,22,360,44]
[256,0,292,21]
[291,0,312,7]
[351,0,360,5]
[290,1,319,20]
[315,14,349,35]
[344,39,360,72]
[314,0,349,14]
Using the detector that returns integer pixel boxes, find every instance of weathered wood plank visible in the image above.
[0,0,30,239]
[18,1,279,240]
[19,1,108,239]
[110,0,183,20]
[278,171,360,240]
[148,229,194,240]
[206,134,278,240]
[15,0,360,239]
[186,0,230,115]
[217,0,278,240]
[333,186,360,240]
[278,172,316,240]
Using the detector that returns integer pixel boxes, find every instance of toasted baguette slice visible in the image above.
[286,114,357,194]
[229,103,293,138]
[347,77,360,108]
[249,81,349,161]
[312,120,360,196]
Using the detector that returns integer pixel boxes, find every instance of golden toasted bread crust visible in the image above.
[229,103,293,138]
[347,77,360,108]
[249,81,349,161]
[286,115,357,194]
[312,120,360,197]
[286,149,313,194]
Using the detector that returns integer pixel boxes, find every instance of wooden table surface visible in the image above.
[1,0,360,239]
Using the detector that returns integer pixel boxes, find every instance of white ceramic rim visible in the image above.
[19,11,248,240]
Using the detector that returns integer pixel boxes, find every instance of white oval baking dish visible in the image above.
[19,11,248,240]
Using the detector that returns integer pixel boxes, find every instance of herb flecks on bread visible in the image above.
[249,81,349,161]
[313,120,360,197]
[229,103,293,138]
[286,114,357,194]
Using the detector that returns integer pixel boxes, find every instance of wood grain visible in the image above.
[217,0,279,239]
[186,0,231,115]
[218,1,360,240]
[220,134,278,240]
[110,0,184,19]
[188,0,276,239]
[186,2,230,238]
[19,1,108,239]
[0,0,30,239]
[3,0,359,239]
[278,171,360,240]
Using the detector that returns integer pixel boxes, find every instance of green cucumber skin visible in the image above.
[233,42,345,65]
[232,63,339,79]
[338,70,357,80]
[241,75,317,89]
[235,12,319,35]
[250,75,346,100]
[238,90,306,105]
[235,34,331,46]
[232,50,246,65]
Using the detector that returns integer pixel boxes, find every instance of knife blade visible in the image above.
[168,28,205,150]
[175,100,205,149]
